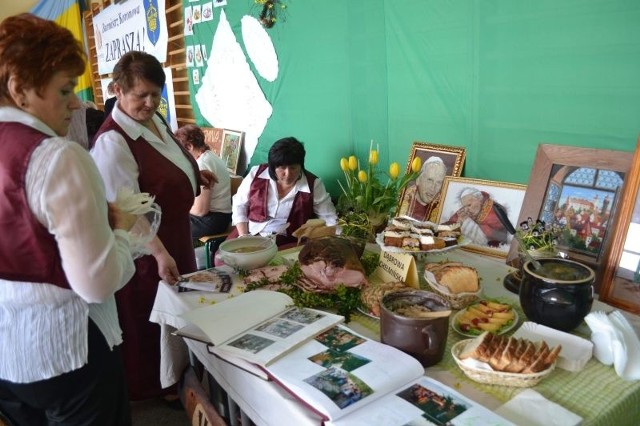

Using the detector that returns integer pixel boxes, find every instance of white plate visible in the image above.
[375,234,471,254]
[512,321,593,372]
[451,302,519,338]
[357,307,380,320]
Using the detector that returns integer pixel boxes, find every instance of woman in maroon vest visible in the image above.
[91,51,212,401]
[230,137,338,247]
[0,14,137,425]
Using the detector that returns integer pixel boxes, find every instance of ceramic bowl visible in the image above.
[217,236,277,270]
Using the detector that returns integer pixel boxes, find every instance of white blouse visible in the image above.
[90,102,197,201]
[232,165,338,236]
[0,107,135,383]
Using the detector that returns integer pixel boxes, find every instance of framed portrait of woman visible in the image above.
[396,142,466,222]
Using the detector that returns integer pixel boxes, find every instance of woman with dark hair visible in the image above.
[230,137,337,246]
[175,124,232,238]
[0,14,136,424]
[91,51,211,401]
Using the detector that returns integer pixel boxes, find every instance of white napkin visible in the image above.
[495,389,582,426]
[584,310,640,381]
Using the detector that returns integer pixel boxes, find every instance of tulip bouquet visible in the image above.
[337,141,422,240]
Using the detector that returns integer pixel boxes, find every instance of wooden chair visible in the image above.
[199,175,243,268]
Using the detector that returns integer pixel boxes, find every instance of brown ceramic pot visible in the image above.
[380,290,451,367]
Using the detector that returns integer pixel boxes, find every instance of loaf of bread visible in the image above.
[424,261,479,293]
[459,332,561,374]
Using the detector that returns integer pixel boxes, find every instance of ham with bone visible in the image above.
[243,236,368,293]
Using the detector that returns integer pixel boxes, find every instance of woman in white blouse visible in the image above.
[90,51,209,401]
[230,137,338,247]
[0,14,136,425]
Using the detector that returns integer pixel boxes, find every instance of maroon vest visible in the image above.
[247,164,316,245]
[0,122,70,288]
[95,116,200,274]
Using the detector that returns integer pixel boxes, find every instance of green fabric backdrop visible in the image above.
[184,0,639,196]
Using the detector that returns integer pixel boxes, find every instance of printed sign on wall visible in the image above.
[93,0,169,75]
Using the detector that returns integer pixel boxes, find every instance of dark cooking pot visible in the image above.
[380,290,451,367]
[520,258,594,332]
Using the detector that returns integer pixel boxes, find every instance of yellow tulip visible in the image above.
[340,157,349,172]
[389,162,400,180]
[369,150,379,165]
[348,155,358,171]
[358,170,368,183]
[411,156,422,173]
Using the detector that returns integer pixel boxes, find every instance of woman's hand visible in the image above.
[199,169,218,188]
[155,251,180,284]
[148,237,181,284]
[107,202,137,231]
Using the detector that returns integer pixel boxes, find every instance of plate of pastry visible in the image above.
[376,216,469,253]
[451,300,519,338]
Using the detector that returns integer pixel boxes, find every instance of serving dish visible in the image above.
[217,236,277,270]
[357,307,380,320]
[375,234,470,254]
[451,339,555,387]
[512,321,593,372]
[423,273,482,309]
[451,300,519,337]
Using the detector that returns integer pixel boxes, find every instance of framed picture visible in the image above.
[598,140,640,314]
[436,177,527,258]
[507,144,633,271]
[220,129,244,174]
[202,127,223,156]
[396,142,466,222]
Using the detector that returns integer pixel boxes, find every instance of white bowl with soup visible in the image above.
[218,236,277,270]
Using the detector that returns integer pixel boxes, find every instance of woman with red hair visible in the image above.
[0,14,136,425]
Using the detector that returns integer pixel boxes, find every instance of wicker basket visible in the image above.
[451,340,555,387]
[423,276,481,309]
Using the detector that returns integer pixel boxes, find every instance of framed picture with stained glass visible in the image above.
[507,144,633,273]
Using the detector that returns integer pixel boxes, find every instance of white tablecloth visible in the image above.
[150,249,640,425]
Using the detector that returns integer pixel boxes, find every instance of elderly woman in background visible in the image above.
[91,51,209,401]
[230,137,338,247]
[175,124,232,239]
[0,14,136,425]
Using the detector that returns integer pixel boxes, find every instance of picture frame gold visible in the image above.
[506,144,633,271]
[396,142,466,222]
[598,140,640,314]
[436,176,527,258]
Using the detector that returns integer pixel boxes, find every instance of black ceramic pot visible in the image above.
[519,258,594,331]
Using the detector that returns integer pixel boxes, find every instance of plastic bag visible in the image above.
[114,187,162,259]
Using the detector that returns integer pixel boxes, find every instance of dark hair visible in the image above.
[268,137,306,180]
[0,14,85,103]
[112,51,165,92]
[175,124,207,150]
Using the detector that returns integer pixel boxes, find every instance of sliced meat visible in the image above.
[297,236,368,293]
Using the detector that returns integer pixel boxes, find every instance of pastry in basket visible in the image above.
[360,281,414,317]
[424,261,479,294]
[459,332,562,374]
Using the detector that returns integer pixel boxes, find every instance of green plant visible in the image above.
[337,141,422,218]
[517,218,563,252]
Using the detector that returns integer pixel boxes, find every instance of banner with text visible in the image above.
[93,0,168,75]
